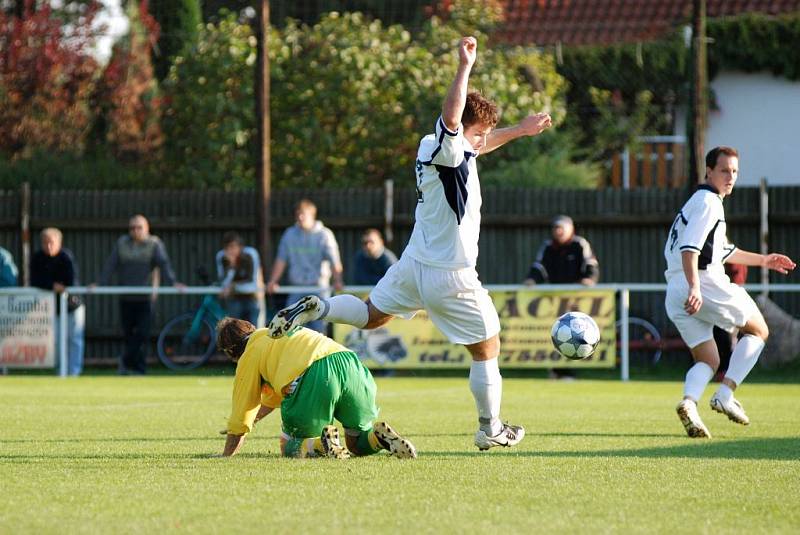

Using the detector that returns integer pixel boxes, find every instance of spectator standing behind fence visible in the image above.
[352,229,397,285]
[30,228,85,376]
[94,214,184,375]
[0,246,18,287]
[266,199,344,333]
[525,215,599,379]
[525,215,599,286]
[216,231,264,326]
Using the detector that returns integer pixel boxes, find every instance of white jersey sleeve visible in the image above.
[419,116,465,168]
[679,194,719,254]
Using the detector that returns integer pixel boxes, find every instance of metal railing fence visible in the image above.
[5,283,799,380]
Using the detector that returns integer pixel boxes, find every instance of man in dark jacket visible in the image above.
[525,215,599,286]
[352,229,397,286]
[30,228,84,376]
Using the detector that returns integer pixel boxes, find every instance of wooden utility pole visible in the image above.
[19,182,31,287]
[256,0,272,280]
[688,0,708,185]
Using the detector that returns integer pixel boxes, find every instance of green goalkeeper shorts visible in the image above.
[280,351,379,439]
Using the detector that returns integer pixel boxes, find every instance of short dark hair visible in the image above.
[706,146,739,170]
[222,231,242,248]
[362,228,382,239]
[217,317,256,361]
[295,199,317,214]
[461,91,499,129]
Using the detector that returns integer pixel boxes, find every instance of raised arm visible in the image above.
[442,37,477,132]
[482,113,552,155]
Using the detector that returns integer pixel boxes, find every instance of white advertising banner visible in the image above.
[0,292,56,368]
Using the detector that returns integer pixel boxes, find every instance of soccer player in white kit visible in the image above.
[664,146,795,438]
[269,36,553,450]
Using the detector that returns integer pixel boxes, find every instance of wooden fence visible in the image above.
[607,138,688,189]
[2,185,799,363]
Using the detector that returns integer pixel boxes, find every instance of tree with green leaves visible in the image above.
[150,0,201,80]
[162,0,570,190]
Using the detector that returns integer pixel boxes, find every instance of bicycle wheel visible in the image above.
[157,312,217,370]
[616,317,663,366]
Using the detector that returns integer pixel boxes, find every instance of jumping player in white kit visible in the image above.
[665,146,795,438]
[269,36,553,450]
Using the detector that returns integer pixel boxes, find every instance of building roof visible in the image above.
[491,0,800,46]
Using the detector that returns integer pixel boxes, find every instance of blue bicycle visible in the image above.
[156,267,229,370]
[156,294,227,370]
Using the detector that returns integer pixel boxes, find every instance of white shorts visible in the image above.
[369,254,500,345]
[665,273,760,348]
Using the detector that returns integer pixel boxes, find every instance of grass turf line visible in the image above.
[1,376,798,534]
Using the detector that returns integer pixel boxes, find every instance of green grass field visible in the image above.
[1,375,798,534]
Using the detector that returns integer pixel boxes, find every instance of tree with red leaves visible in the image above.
[95,0,164,162]
[0,0,102,159]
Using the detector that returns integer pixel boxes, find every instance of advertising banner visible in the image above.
[0,292,56,368]
[333,289,616,368]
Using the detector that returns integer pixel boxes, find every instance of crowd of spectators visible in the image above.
[4,205,631,377]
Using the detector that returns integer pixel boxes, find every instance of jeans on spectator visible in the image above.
[55,305,85,376]
[225,297,262,327]
[120,300,152,375]
[288,289,330,334]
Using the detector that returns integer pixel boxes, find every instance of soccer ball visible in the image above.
[550,312,601,360]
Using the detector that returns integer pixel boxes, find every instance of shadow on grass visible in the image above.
[423,436,800,461]
[0,451,284,462]
[0,435,280,444]
[409,431,684,439]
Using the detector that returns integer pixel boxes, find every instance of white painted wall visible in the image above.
[674,71,800,186]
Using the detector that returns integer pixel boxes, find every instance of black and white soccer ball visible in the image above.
[550,311,601,360]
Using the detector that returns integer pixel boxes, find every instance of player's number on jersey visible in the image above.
[415,159,424,203]
[668,213,682,252]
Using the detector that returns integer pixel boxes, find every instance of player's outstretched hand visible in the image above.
[459,36,477,67]
[519,113,552,136]
[764,253,796,274]
[684,286,703,315]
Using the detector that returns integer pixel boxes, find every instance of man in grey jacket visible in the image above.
[96,214,183,374]
[267,199,343,333]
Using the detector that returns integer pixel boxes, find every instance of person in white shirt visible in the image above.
[665,146,795,438]
[269,36,552,451]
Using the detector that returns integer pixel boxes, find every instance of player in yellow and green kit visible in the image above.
[215,317,416,459]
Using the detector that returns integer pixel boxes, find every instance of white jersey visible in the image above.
[402,116,482,269]
[664,185,736,281]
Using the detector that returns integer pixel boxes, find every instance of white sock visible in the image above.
[715,384,733,403]
[319,295,369,328]
[469,359,503,436]
[724,334,765,387]
[683,361,714,402]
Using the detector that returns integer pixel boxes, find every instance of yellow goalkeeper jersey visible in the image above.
[227,327,349,435]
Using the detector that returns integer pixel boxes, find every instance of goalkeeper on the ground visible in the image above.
[215,317,416,459]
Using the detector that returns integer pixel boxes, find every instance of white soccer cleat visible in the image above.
[474,422,525,451]
[373,421,417,459]
[268,295,323,338]
[320,425,351,459]
[709,393,750,426]
[676,399,712,438]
